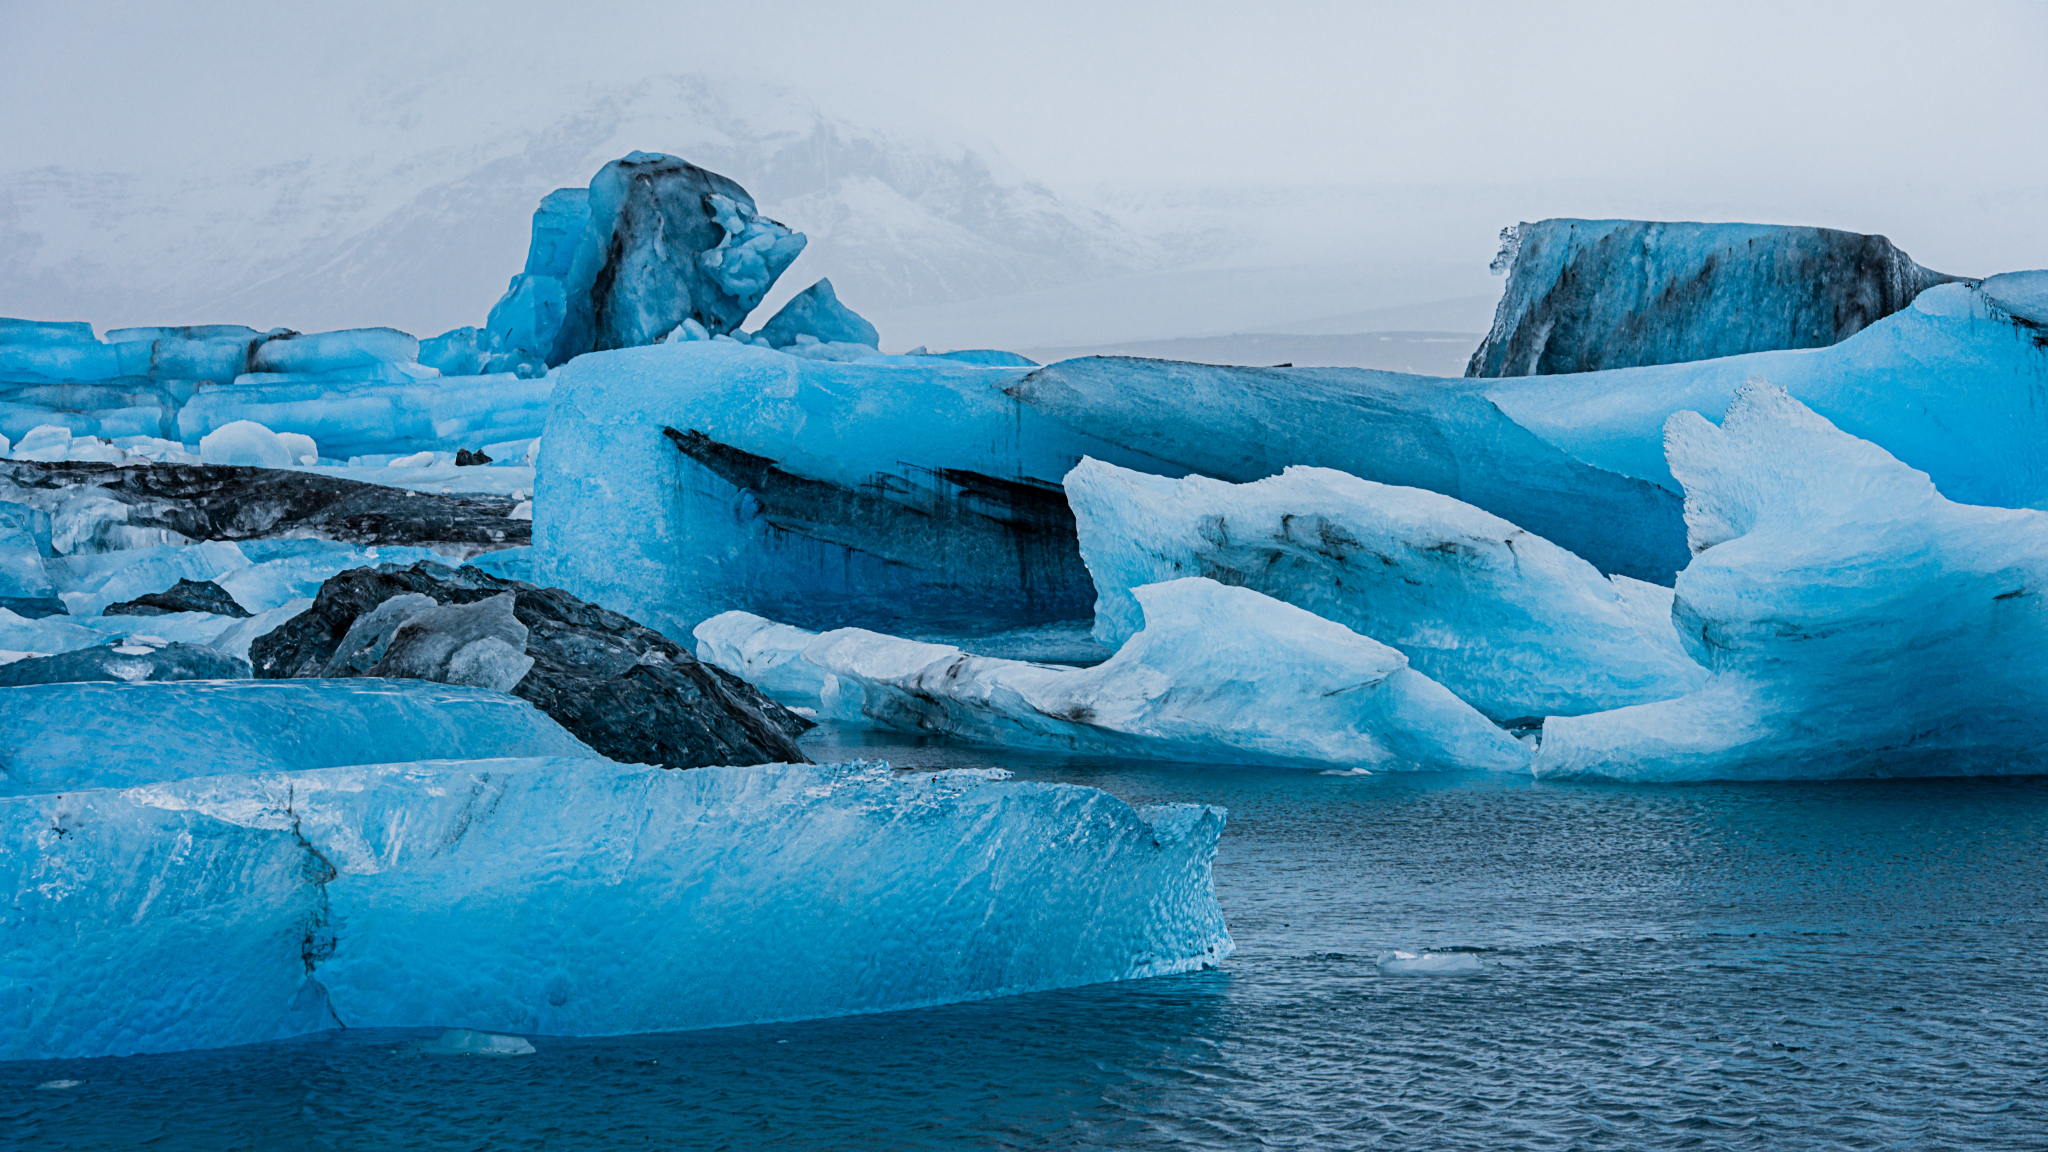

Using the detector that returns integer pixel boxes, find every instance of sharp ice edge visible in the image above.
[3,757,1230,1061]
[1534,382,2048,782]
[695,577,1529,773]
[1063,457,1707,722]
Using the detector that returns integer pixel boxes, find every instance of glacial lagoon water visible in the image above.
[6,724,2046,1150]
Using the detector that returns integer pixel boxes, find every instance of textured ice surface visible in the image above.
[534,341,1114,638]
[0,679,597,796]
[2,757,1229,1060]
[1468,219,1956,377]
[550,153,804,363]
[247,328,418,375]
[51,540,444,617]
[174,369,552,460]
[1064,459,1705,721]
[697,579,1528,772]
[1535,382,2048,782]
[1376,950,1484,975]
[1012,356,1691,582]
[1485,281,2048,511]
[754,278,879,349]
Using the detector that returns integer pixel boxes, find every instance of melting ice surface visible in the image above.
[696,578,1527,772]
[1535,382,2048,782]
[1064,457,1706,721]
[2,754,1229,1062]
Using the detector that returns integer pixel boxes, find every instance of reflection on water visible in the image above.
[8,727,2046,1149]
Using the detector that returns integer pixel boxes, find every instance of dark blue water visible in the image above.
[7,728,2046,1149]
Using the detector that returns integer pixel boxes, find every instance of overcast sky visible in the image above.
[2,0,2044,339]
[6,1,2044,189]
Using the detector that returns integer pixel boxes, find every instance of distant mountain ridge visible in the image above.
[0,75,1155,338]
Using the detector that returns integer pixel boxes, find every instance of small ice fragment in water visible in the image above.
[1376,950,1484,975]
[37,1079,83,1089]
[415,1028,536,1056]
[1320,767,1373,776]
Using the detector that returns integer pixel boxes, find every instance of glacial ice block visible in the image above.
[1467,219,1957,377]
[533,341,1130,638]
[754,278,880,349]
[1483,280,2048,511]
[1,757,1230,1060]
[1534,382,2048,782]
[549,153,805,362]
[0,679,598,796]
[697,578,1529,772]
[174,369,553,461]
[1063,459,1705,721]
[1011,356,1691,582]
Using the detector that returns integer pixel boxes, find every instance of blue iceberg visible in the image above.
[695,578,1528,772]
[1535,382,2048,782]
[1,678,597,795]
[1,757,1229,1060]
[1062,458,1705,721]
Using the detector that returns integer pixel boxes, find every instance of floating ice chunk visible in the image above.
[2,757,1229,1060]
[249,328,418,375]
[0,318,96,345]
[693,610,834,706]
[414,1029,536,1057]
[1535,381,2048,782]
[698,578,1529,772]
[198,420,294,468]
[1065,458,1706,721]
[0,679,598,796]
[754,278,880,350]
[1375,950,1484,975]
[388,450,436,468]
[1484,280,2048,513]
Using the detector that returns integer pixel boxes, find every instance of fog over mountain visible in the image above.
[2,1,2043,354]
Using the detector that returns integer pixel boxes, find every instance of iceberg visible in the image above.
[696,578,1529,772]
[1534,382,2048,782]
[1011,355,1692,582]
[753,278,880,350]
[0,678,598,795]
[533,340,1114,638]
[1467,219,1957,377]
[549,153,805,363]
[1063,458,1705,721]
[1,757,1230,1061]
[1482,280,2048,512]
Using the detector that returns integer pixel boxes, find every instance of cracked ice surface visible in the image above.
[1535,382,2048,782]
[2,758,1230,1061]
[1064,458,1706,722]
[696,578,1529,772]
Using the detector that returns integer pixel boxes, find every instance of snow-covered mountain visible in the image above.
[0,75,1155,339]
